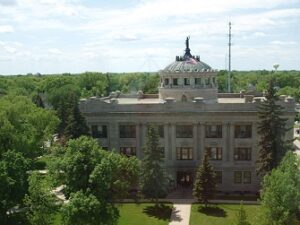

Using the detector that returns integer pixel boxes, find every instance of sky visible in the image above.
[0,0,299,75]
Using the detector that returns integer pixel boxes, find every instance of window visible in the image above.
[205,125,222,138]
[184,78,190,85]
[164,78,169,85]
[102,147,108,151]
[234,148,251,161]
[119,125,136,138]
[91,125,107,138]
[234,171,251,184]
[235,125,252,138]
[176,147,193,160]
[215,171,222,184]
[120,147,136,157]
[195,78,201,85]
[159,147,165,157]
[158,125,164,138]
[176,125,193,138]
[173,78,178,86]
[205,78,210,85]
[206,147,222,160]
[147,125,164,138]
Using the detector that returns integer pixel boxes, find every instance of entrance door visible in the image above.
[177,172,193,187]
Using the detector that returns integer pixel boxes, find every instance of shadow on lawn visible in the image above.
[198,206,227,217]
[143,204,173,221]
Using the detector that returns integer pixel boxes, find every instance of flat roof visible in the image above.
[102,97,246,104]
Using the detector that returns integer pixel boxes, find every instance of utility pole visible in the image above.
[228,22,232,93]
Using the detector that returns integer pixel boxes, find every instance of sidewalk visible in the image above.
[169,200,192,225]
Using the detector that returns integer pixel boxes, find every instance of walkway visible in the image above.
[169,199,192,225]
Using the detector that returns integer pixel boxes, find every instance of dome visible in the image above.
[163,59,211,73]
[162,36,212,73]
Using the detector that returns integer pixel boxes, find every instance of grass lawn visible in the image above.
[189,203,260,225]
[52,203,172,225]
[118,203,172,225]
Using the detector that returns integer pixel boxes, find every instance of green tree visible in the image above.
[236,201,251,225]
[50,136,139,225]
[140,125,168,205]
[62,191,119,225]
[260,151,300,225]
[0,150,30,224]
[0,95,59,158]
[256,78,290,176]
[24,172,57,225]
[193,152,216,207]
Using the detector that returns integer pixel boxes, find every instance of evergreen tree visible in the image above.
[193,152,216,207]
[236,201,251,225]
[256,77,290,176]
[64,93,89,139]
[140,125,168,205]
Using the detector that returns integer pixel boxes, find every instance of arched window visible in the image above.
[182,95,187,102]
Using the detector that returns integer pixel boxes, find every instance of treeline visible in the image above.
[1,70,300,101]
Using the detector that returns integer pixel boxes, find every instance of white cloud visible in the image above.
[0,25,14,33]
[48,48,62,54]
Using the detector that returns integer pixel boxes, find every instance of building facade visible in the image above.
[79,38,296,194]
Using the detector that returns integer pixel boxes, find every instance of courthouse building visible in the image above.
[79,38,296,194]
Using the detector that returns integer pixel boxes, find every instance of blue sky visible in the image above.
[0,0,299,74]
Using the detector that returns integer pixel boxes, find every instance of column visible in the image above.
[109,121,119,153]
[193,123,198,161]
[199,122,205,160]
[171,124,176,160]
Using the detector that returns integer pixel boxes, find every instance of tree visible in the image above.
[140,125,168,205]
[50,136,139,224]
[256,77,290,176]
[0,150,30,224]
[61,191,119,225]
[236,201,251,225]
[64,92,89,139]
[260,151,300,225]
[24,172,57,225]
[0,95,59,158]
[193,152,216,207]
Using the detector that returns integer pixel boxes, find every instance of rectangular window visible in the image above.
[234,171,251,184]
[176,125,193,138]
[120,147,136,157]
[164,78,169,85]
[159,147,165,157]
[205,78,210,85]
[205,125,222,138]
[158,125,164,138]
[119,125,136,138]
[234,148,251,161]
[234,171,242,184]
[184,78,190,85]
[206,147,222,160]
[91,125,107,138]
[195,78,201,85]
[173,78,178,86]
[234,125,252,138]
[176,147,193,160]
[215,171,222,184]
[146,125,164,138]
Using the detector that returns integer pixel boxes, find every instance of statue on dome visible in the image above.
[185,36,190,49]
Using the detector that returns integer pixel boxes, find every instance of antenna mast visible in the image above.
[228,22,232,93]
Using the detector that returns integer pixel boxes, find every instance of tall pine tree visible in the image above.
[256,77,290,176]
[193,152,216,207]
[140,125,168,206]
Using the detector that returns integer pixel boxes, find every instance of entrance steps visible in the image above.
[167,187,193,199]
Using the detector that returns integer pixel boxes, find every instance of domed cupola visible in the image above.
[159,37,218,103]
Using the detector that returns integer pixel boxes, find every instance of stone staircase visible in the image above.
[167,187,193,199]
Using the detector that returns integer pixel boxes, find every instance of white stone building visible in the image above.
[79,38,296,194]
